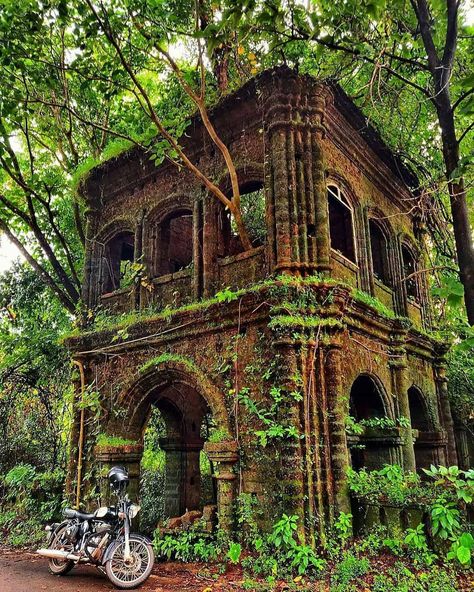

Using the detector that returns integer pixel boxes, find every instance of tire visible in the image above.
[47,524,75,576]
[105,535,155,589]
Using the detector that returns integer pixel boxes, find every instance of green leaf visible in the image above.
[459,532,474,550]
[456,545,471,565]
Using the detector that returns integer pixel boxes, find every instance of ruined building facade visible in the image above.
[66,68,459,540]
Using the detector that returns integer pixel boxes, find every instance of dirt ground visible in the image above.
[2,548,473,592]
[0,548,248,592]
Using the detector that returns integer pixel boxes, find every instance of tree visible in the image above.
[0,1,106,312]
[0,262,72,472]
[216,0,474,323]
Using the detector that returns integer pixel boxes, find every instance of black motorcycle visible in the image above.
[36,466,154,589]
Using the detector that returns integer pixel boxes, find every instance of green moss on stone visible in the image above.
[268,314,344,330]
[138,352,200,375]
[96,434,138,447]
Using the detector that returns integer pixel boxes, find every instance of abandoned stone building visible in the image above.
[66,67,461,540]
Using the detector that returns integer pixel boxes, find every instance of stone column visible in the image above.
[204,441,239,533]
[392,235,407,317]
[433,348,458,466]
[389,325,416,473]
[135,209,145,309]
[258,67,329,276]
[414,218,433,329]
[159,438,185,517]
[94,444,144,506]
[359,206,373,295]
[274,341,306,536]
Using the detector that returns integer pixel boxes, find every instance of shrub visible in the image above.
[153,522,221,562]
[0,464,64,547]
[331,551,370,587]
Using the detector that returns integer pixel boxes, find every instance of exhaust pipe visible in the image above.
[36,548,80,561]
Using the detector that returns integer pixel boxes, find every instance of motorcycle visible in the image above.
[36,466,154,589]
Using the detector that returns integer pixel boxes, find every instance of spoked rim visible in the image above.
[108,540,152,584]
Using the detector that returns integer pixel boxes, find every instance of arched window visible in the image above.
[350,374,386,421]
[408,386,435,472]
[349,375,390,471]
[328,185,356,263]
[102,231,134,294]
[369,219,391,286]
[401,244,418,301]
[220,181,266,256]
[158,210,193,275]
[408,387,431,432]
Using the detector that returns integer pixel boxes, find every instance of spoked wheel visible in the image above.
[105,536,154,589]
[48,525,75,576]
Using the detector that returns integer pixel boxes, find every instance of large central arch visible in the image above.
[99,358,237,531]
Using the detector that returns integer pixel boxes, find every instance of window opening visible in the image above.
[369,219,390,285]
[402,244,418,300]
[158,211,193,275]
[103,231,134,293]
[328,185,356,263]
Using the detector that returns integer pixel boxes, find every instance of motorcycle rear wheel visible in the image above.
[47,524,75,576]
[105,535,154,589]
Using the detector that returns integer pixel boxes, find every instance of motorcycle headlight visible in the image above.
[129,504,140,519]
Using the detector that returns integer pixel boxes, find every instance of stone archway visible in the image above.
[408,386,445,471]
[348,373,401,470]
[97,357,238,533]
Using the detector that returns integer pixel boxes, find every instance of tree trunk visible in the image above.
[230,205,253,251]
[435,92,474,325]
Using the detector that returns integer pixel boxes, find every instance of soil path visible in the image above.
[0,549,246,592]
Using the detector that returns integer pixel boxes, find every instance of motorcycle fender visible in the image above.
[101,534,152,565]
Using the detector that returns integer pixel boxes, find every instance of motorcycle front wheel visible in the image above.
[105,535,154,589]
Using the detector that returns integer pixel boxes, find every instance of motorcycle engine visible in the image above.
[64,523,79,542]
[85,526,112,561]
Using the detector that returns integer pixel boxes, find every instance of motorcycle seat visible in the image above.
[64,508,96,521]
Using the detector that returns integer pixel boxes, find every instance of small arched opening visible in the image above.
[102,231,135,294]
[106,361,235,535]
[328,185,356,264]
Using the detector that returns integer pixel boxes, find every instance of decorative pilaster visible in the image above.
[192,194,204,300]
[358,206,373,295]
[202,194,219,297]
[258,67,330,276]
[389,324,416,473]
[82,207,101,309]
[324,336,351,515]
[392,235,407,317]
[433,347,458,466]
